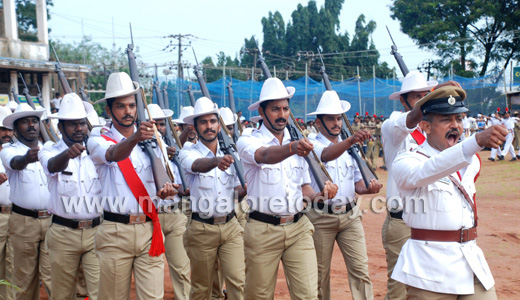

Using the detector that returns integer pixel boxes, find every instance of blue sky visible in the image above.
[47,0,434,79]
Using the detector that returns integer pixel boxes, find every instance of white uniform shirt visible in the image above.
[0,158,11,206]
[237,124,311,215]
[1,141,49,210]
[381,111,422,211]
[309,132,361,205]
[39,139,102,219]
[503,117,519,131]
[88,125,170,214]
[179,141,239,217]
[391,136,495,294]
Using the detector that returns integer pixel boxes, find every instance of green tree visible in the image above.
[390,0,520,77]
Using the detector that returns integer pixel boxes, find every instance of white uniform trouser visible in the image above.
[490,143,503,158]
[502,132,515,158]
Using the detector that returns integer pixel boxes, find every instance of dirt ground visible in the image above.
[40,150,520,299]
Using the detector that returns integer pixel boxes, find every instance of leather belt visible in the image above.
[12,204,51,219]
[52,215,101,229]
[0,204,12,214]
[249,210,303,226]
[312,201,355,214]
[192,211,236,225]
[411,227,477,243]
[389,211,403,219]
[103,211,151,225]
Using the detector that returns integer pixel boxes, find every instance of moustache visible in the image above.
[330,126,341,130]
[27,127,37,133]
[122,115,134,120]
[203,129,216,134]
[445,129,460,138]
[275,118,287,123]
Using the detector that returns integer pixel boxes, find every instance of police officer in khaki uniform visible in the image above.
[39,94,102,300]
[372,117,386,170]
[237,77,338,300]
[88,72,177,300]
[179,97,246,300]
[307,91,383,300]
[0,106,14,300]
[1,103,52,300]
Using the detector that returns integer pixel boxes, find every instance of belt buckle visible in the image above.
[78,219,93,229]
[332,205,347,214]
[460,228,468,243]
[37,210,51,219]
[129,214,146,224]
[213,216,227,225]
[1,205,11,214]
[279,215,294,226]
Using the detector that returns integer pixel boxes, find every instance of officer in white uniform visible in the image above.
[392,86,507,299]
[88,72,177,300]
[381,71,438,300]
[487,114,503,161]
[306,91,382,300]
[0,106,14,300]
[39,93,102,300]
[499,110,519,161]
[237,77,337,300]
[147,103,192,300]
[1,103,52,299]
[179,97,246,300]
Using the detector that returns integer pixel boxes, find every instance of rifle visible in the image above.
[386,26,409,77]
[11,86,20,104]
[317,50,378,188]
[77,71,89,102]
[50,42,73,94]
[187,84,196,106]
[226,80,242,143]
[255,40,332,191]
[153,65,188,188]
[127,24,175,192]
[18,73,58,143]
[192,49,246,188]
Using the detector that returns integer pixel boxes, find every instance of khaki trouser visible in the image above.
[95,220,164,300]
[0,212,14,300]
[406,276,497,300]
[158,210,191,300]
[371,138,386,168]
[9,212,51,300]
[307,207,373,300]
[514,128,520,150]
[45,222,100,300]
[366,141,375,170]
[381,214,410,300]
[184,216,245,300]
[235,200,250,229]
[244,214,318,300]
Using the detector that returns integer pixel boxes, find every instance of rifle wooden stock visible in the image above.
[127,41,174,192]
[153,81,188,188]
[187,85,196,107]
[11,87,20,104]
[193,64,246,188]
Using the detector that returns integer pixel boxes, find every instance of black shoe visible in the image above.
[516,155,520,159]
[380,166,387,171]
[510,158,517,161]
[498,155,505,161]
[488,158,495,161]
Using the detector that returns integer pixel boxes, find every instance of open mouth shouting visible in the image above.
[445,129,460,147]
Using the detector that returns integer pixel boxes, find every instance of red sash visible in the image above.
[410,129,426,145]
[101,135,165,256]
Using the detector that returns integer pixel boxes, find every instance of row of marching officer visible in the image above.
[0,68,505,300]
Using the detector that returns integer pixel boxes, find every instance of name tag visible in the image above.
[62,171,73,176]
[438,177,451,185]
